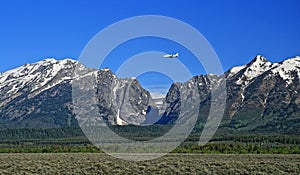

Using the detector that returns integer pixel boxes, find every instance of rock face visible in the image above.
[0,59,85,128]
[94,69,151,125]
[159,55,300,134]
[1,55,300,134]
[223,55,300,134]
[0,59,151,128]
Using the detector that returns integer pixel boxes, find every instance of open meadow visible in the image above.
[0,153,299,174]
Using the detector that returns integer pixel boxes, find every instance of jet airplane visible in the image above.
[163,53,179,59]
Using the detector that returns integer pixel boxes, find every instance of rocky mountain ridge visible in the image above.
[0,55,299,134]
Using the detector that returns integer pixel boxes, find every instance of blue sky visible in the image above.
[1,0,300,93]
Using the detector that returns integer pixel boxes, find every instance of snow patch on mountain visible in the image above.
[271,56,300,84]
[228,65,246,78]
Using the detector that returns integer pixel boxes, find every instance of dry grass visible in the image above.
[0,153,299,174]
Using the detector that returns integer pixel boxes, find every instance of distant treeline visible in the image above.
[0,143,299,154]
[0,127,84,140]
[174,142,300,154]
[0,126,299,154]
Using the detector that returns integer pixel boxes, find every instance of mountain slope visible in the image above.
[0,59,82,128]
[0,59,151,128]
[156,55,300,134]
[0,55,300,134]
[220,55,300,133]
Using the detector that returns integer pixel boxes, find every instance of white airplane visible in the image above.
[163,53,179,59]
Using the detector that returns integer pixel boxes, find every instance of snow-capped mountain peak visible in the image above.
[247,55,272,69]
[0,58,79,106]
[227,55,300,87]
[251,55,268,63]
[235,55,275,85]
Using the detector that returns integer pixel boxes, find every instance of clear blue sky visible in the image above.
[1,0,300,92]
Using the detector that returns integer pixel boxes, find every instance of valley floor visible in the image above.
[0,153,299,174]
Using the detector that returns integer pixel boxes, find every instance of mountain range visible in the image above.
[1,55,300,134]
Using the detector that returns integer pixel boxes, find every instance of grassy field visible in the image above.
[0,153,299,174]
